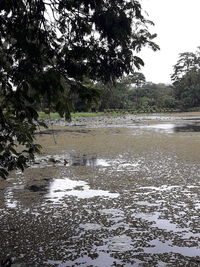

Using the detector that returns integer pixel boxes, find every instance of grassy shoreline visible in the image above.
[38,111,118,119]
[38,110,200,119]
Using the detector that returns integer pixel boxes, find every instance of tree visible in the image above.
[171,47,200,109]
[118,72,146,88]
[128,82,176,109]
[96,72,146,111]
[0,0,159,178]
[171,52,198,82]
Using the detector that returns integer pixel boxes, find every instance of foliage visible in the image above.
[0,0,159,178]
[171,47,200,109]
[96,78,175,111]
[129,82,176,109]
[96,72,146,111]
[70,77,101,112]
[171,48,200,82]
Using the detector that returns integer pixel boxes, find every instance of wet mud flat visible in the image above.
[1,113,200,266]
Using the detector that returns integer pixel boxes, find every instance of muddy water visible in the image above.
[1,113,200,266]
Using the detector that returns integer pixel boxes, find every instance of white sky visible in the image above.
[139,0,200,84]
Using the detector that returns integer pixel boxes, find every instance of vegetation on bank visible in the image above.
[68,47,200,115]
[38,107,200,120]
[39,112,104,119]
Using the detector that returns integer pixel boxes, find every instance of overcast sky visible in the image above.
[139,0,200,84]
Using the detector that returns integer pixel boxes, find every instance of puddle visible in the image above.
[108,235,132,252]
[71,156,110,167]
[4,185,25,209]
[146,123,176,133]
[143,123,200,133]
[135,201,161,207]
[79,223,102,231]
[45,251,129,267]
[134,212,183,232]
[45,177,119,202]
[26,185,47,192]
[33,154,110,168]
[33,154,141,173]
[100,208,124,217]
[174,123,200,132]
[32,154,69,167]
[144,239,200,257]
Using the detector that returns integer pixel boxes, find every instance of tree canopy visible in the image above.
[171,47,200,109]
[0,0,159,178]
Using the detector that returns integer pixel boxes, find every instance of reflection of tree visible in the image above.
[72,155,97,167]
[88,157,97,167]
[174,124,200,133]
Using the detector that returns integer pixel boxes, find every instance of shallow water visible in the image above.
[142,122,200,133]
[45,177,119,201]
[1,113,200,266]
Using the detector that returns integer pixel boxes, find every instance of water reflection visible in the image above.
[4,185,25,209]
[144,123,200,133]
[71,156,110,167]
[144,239,200,257]
[108,235,132,252]
[45,251,126,267]
[2,115,200,266]
[26,185,47,192]
[33,154,110,168]
[134,211,184,232]
[45,177,119,202]
[174,123,200,132]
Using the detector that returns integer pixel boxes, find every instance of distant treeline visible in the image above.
[72,47,200,113]
[39,47,200,114]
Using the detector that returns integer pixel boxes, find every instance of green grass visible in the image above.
[38,111,106,119]
[38,112,61,119]
[71,112,105,117]
[39,109,171,119]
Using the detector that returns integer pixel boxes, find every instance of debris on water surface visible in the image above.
[1,113,200,266]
